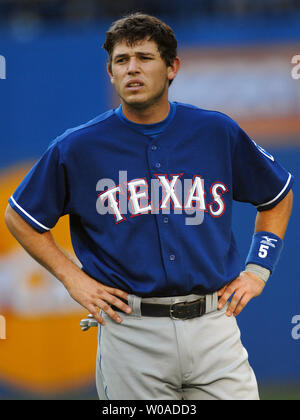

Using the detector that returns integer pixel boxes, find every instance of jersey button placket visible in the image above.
[149,143,162,171]
[147,143,179,285]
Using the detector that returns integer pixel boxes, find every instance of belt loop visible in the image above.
[212,292,219,312]
[205,294,211,313]
[128,294,142,318]
[206,292,219,314]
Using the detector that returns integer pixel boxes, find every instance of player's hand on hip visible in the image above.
[65,273,132,325]
[217,271,265,317]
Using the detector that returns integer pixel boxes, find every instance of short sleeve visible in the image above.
[9,140,70,232]
[232,126,294,211]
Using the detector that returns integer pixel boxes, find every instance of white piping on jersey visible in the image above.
[257,173,292,208]
[10,196,50,231]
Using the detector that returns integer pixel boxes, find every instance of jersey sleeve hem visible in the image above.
[256,173,294,211]
[9,196,50,233]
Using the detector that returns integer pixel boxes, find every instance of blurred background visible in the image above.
[0,0,299,400]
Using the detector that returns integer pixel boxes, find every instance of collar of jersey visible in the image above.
[114,101,177,138]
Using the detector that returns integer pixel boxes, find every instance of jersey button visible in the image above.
[169,254,176,261]
[151,145,157,151]
[155,162,161,168]
[163,217,169,223]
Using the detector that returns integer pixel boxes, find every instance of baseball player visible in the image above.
[5,13,293,400]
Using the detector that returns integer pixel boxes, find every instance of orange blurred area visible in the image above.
[0,162,74,254]
[0,312,97,394]
[0,163,97,395]
[171,44,300,146]
[236,115,300,144]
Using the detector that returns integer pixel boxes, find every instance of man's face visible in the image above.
[108,38,175,110]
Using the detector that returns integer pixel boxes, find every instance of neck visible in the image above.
[121,97,170,125]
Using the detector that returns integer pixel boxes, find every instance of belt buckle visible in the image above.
[169,301,189,320]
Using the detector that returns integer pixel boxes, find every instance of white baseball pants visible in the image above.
[95,293,259,400]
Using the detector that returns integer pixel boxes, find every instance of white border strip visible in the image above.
[257,173,292,208]
[10,196,50,231]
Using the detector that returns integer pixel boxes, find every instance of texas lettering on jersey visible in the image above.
[96,173,228,224]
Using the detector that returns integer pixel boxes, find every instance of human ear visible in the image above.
[107,64,114,84]
[167,56,181,83]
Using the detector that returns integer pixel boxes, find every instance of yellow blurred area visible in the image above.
[0,312,97,394]
[0,162,73,253]
[0,164,98,394]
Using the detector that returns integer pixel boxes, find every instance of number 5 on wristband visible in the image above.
[258,244,269,258]
[245,231,283,273]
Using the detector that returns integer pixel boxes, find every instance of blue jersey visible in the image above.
[9,102,293,297]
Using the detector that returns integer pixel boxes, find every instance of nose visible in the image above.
[127,57,140,74]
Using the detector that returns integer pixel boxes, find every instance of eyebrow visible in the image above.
[113,52,156,61]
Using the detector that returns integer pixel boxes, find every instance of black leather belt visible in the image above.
[112,297,206,320]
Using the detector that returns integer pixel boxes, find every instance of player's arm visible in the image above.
[217,189,293,317]
[4,204,132,325]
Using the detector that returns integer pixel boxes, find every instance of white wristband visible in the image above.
[245,263,271,283]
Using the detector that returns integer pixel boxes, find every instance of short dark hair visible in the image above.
[103,13,178,84]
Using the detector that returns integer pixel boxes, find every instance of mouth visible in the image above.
[125,81,144,91]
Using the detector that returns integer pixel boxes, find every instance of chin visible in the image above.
[123,97,151,110]
[121,83,167,110]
